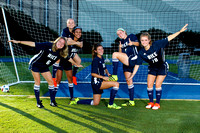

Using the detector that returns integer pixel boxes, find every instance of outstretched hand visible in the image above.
[8,40,20,44]
[180,24,188,33]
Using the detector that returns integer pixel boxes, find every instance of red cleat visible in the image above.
[73,76,77,85]
[53,78,57,87]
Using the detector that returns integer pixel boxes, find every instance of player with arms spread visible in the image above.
[8,37,81,108]
[128,24,188,110]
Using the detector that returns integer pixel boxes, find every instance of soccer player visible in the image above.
[70,44,121,109]
[110,28,139,107]
[8,37,81,108]
[56,26,83,104]
[127,24,188,110]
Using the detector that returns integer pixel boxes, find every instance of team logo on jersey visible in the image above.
[49,49,52,51]
[144,53,146,55]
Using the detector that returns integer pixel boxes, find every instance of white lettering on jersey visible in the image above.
[147,52,157,60]
[47,53,57,60]
[46,60,51,65]
[94,77,99,84]
[122,42,128,48]
[71,48,78,52]
[131,55,138,60]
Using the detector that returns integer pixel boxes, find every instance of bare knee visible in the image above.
[114,82,119,88]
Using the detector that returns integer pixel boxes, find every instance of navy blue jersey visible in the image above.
[137,38,169,67]
[29,42,61,69]
[91,56,106,82]
[61,27,74,38]
[120,34,139,57]
[68,36,83,56]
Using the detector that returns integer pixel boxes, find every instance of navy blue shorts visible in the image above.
[148,62,169,76]
[91,79,103,94]
[59,58,72,71]
[128,55,137,68]
[123,64,134,73]
[29,65,49,73]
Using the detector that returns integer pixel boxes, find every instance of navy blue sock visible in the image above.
[156,88,162,104]
[147,88,154,103]
[52,63,59,78]
[68,83,74,99]
[112,58,119,75]
[49,85,54,102]
[128,84,134,101]
[73,66,79,77]
[34,85,40,104]
[109,87,119,105]
[77,99,93,105]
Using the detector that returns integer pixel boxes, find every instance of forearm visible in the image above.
[105,69,110,76]
[167,31,181,42]
[133,42,139,46]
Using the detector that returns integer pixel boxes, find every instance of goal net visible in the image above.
[0,0,199,86]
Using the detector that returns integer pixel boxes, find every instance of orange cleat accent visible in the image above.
[152,103,160,110]
[146,102,154,109]
[53,78,57,87]
[73,76,77,85]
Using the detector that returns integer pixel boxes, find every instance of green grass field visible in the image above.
[0,96,200,133]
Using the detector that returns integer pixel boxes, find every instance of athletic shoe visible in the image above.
[37,100,44,108]
[152,103,160,110]
[121,100,135,106]
[146,102,154,109]
[107,103,121,109]
[73,76,77,85]
[108,75,118,81]
[69,98,80,105]
[50,100,57,107]
[53,78,57,87]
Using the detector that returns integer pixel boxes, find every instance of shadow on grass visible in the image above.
[44,108,104,133]
[57,105,130,133]
[0,102,67,133]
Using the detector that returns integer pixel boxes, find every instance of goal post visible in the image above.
[0,0,199,86]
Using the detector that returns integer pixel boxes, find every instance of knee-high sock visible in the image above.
[156,87,162,104]
[147,87,154,103]
[34,85,40,104]
[112,58,119,75]
[109,87,119,105]
[53,84,59,100]
[77,99,93,105]
[128,84,134,101]
[73,66,79,77]
[49,85,54,102]
[68,83,74,99]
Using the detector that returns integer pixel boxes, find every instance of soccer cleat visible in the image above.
[69,97,80,105]
[121,100,135,106]
[37,100,44,108]
[53,78,57,87]
[50,100,57,107]
[108,75,118,81]
[152,103,160,110]
[146,102,154,109]
[107,103,121,109]
[73,76,77,85]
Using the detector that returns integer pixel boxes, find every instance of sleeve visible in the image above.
[136,52,143,65]
[153,38,169,49]
[35,42,52,51]
[130,34,139,42]
[91,58,99,74]
[61,28,67,37]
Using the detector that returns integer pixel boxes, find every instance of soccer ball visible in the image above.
[1,85,10,92]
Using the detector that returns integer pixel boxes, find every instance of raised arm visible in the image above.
[167,24,188,42]
[8,40,35,47]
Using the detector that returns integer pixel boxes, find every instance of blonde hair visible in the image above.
[52,37,68,58]
[92,44,103,59]
[140,32,152,46]
[66,18,75,25]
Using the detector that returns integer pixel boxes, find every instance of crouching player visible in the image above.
[70,44,121,109]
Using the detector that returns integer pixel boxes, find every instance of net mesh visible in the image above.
[0,0,199,85]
